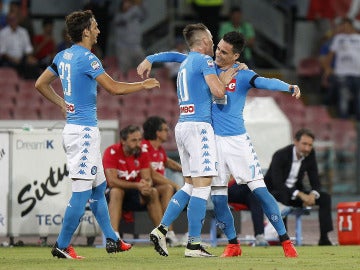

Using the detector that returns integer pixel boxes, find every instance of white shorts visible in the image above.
[212,133,264,186]
[175,121,218,178]
[62,124,105,186]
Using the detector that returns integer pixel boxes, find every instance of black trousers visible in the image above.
[271,190,333,236]
[228,184,265,236]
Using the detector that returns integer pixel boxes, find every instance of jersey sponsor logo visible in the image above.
[65,101,75,113]
[226,78,236,92]
[117,169,139,181]
[151,161,165,172]
[180,104,195,115]
[91,60,100,70]
[207,59,214,67]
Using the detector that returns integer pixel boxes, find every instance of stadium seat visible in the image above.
[304,106,332,140]
[0,67,19,83]
[13,106,39,120]
[296,57,322,77]
[0,107,13,119]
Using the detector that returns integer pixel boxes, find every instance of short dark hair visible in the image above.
[222,31,245,55]
[294,128,315,141]
[183,23,209,48]
[120,125,141,140]
[65,10,94,43]
[143,116,167,140]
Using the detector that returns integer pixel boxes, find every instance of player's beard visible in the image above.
[133,146,141,158]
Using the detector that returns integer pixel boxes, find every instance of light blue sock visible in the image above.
[211,195,237,240]
[187,196,207,244]
[89,181,118,241]
[253,187,286,236]
[57,190,91,248]
[161,190,190,227]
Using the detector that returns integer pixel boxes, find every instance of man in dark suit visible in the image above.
[264,128,333,245]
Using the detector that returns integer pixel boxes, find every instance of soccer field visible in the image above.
[1,245,359,270]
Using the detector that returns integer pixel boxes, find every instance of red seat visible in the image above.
[297,57,322,77]
[13,106,39,120]
[228,203,249,211]
[0,108,13,119]
[0,67,19,83]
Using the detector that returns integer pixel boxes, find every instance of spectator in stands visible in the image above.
[9,0,34,41]
[142,116,182,246]
[103,125,163,240]
[264,128,334,246]
[113,0,146,79]
[318,20,343,108]
[218,6,256,68]
[0,10,39,78]
[324,17,360,120]
[33,17,56,70]
[227,178,269,246]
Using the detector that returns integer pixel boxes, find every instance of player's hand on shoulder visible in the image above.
[219,67,239,85]
[290,85,301,99]
[235,62,248,70]
[137,59,152,78]
[142,78,160,89]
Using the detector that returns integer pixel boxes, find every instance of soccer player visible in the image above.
[137,31,300,258]
[140,23,238,258]
[34,10,159,259]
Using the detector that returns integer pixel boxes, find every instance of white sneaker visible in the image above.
[149,228,168,256]
[166,230,180,247]
[254,234,269,246]
[181,232,211,248]
[185,245,216,258]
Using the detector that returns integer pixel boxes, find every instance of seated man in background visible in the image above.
[142,116,183,246]
[227,178,269,246]
[0,11,39,78]
[264,128,334,246]
[103,125,163,240]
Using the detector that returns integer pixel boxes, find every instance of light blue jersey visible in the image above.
[212,67,291,136]
[177,52,217,123]
[48,44,105,126]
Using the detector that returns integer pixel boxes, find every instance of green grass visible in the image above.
[0,245,360,270]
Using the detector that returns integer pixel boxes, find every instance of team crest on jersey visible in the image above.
[91,60,100,70]
[207,59,214,67]
[226,78,236,92]
[134,159,140,167]
[91,166,97,175]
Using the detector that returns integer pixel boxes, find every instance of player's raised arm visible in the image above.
[96,72,160,95]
